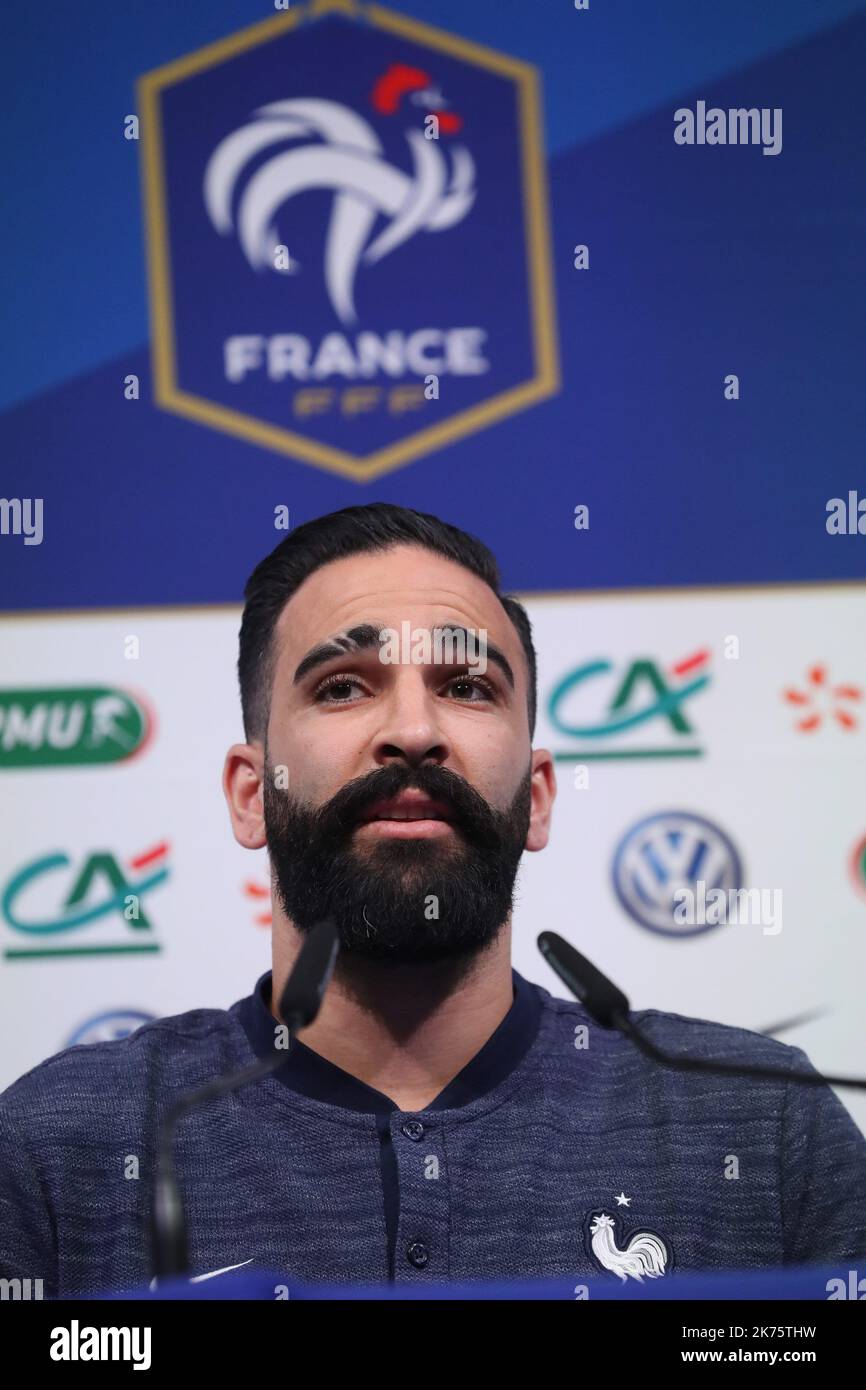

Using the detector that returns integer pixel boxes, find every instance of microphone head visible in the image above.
[537,930,630,1028]
[278,918,340,1032]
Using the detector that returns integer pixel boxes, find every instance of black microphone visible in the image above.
[537,930,866,1092]
[150,918,340,1281]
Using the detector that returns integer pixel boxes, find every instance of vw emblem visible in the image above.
[612,811,743,937]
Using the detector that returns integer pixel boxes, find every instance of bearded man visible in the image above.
[2,503,864,1296]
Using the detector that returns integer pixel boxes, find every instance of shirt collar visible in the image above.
[237,965,542,1116]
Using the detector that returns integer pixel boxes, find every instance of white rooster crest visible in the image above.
[203,95,476,325]
[588,1211,669,1283]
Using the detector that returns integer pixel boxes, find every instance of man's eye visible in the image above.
[445,674,495,701]
[313,674,367,703]
[312,672,495,704]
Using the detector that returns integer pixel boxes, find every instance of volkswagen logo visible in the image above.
[612,811,743,937]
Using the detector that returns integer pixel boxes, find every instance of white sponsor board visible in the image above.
[1,583,864,1135]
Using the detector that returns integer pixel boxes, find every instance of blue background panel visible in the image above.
[1,1,864,607]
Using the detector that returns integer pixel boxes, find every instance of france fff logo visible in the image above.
[138,0,560,480]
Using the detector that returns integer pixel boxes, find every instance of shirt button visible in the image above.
[406,1240,429,1269]
[401,1119,425,1141]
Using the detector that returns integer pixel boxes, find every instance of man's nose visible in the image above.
[370,667,450,767]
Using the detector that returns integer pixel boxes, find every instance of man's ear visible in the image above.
[223,742,267,849]
[525,748,556,853]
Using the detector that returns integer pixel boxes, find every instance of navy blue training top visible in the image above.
[1,969,865,1296]
[238,967,542,1280]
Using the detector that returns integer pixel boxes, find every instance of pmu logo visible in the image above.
[2,843,170,961]
[138,0,558,479]
[548,651,711,761]
[612,812,743,937]
[0,687,153,769]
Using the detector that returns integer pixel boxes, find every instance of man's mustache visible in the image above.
[270,761,499,845]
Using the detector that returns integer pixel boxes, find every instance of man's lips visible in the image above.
[355,817,455,839]
[353,793,460,837]
[357,793,455,824]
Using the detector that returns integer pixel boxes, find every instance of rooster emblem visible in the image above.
[587,1211,670,1282]
[203,62,476,324]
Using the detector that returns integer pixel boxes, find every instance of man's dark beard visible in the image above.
[262,755,533,965]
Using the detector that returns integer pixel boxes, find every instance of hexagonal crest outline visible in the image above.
[137,0,560,480]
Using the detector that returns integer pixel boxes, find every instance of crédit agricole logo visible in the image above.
[2,843,170,961]
[547,651,712,761]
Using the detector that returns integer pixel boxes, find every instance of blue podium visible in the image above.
[102,1262,863,1300]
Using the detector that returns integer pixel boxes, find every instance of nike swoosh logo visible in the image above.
[190,1260,254,1283]
[148,1258,254,1291]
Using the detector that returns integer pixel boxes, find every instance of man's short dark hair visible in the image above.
[238,502,537,743]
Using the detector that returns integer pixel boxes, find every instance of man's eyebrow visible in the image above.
[292,622,515,689]
[293,624,383,684]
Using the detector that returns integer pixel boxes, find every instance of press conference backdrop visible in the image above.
[1,1,864,1136]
